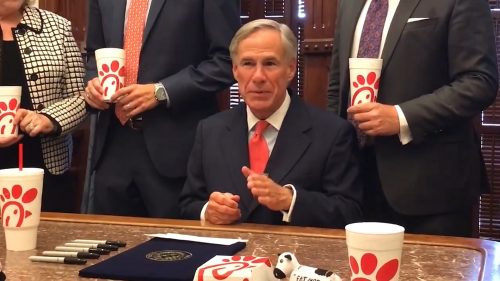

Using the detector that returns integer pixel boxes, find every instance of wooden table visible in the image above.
[1,212,499,281]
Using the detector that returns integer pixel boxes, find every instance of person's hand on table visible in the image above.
[205,191,241,225]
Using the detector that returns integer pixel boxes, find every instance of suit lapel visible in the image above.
[340,0,366,102]
[381,0,421,71]
[144,0,166,43]
[105,0,126,46]
[246,96,312,215]
[220,106,254,217]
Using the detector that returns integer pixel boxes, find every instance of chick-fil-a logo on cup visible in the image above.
[0,183,38,227]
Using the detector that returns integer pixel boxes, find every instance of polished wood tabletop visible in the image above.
[0,212,499,281]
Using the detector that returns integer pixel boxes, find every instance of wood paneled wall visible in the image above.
[38,0,87,51]
[302,0,337,109]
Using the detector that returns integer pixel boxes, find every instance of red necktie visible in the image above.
[249,120,270,173]
[115,0,148,125]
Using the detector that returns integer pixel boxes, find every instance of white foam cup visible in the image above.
[345,222,405,281]
[348,58,383,106]
[0,168,44,251]
[0,86,22,138]
[95,48,125,101]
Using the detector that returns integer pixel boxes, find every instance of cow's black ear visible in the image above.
[284,254,292,261]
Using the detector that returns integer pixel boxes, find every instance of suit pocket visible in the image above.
[403,18,438,32]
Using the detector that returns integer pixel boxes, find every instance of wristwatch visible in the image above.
[154,83,169,105]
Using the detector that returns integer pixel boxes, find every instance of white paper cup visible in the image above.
[0,168,44,251]
[0,86,22,138]
[95,48,125,102]
[345,222,404,281]
[349,58,383,106]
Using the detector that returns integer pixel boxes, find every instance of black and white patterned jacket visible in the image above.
[14,7,87,175]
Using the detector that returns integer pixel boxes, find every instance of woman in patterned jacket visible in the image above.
[0,0,87,212]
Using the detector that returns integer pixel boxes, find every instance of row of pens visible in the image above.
[28,239,127,265]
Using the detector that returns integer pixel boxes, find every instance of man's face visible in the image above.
[233,29,296,119]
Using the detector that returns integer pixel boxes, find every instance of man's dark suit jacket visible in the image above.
[85,0,240,178]
[179,95,363,228]
[328,0,498,215]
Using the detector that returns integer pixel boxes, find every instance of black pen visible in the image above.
[42,251,99,259]
[64,242,119,251]
[29,256,87,265]
[73,239,127,247]
[54,246,110,255]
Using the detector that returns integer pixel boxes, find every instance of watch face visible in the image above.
[155,85,167,101]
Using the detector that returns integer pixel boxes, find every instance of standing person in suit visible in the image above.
[82,0,240,218]
[0,0,87,212]
[328,0,498,236]
[179,19,363,228]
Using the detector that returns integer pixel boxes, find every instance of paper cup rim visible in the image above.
[346,222,405,234]
[0,168,44,176]
[349,58,383,69]
[95,48,125,59]
[0,86,22,90]
[0,86,22,95]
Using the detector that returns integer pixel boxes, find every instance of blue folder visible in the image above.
[79,237,246,281]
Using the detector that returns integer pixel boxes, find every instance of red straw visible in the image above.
[18,143,23,171]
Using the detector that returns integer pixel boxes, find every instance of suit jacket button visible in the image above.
[24,47,32,54]
[30,73,38,81]
[17,28,26,35]
[36,104,45,111]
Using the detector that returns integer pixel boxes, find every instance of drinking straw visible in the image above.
[18,143,23,171]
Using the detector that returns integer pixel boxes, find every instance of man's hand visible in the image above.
[111,84,159,119]
[347,102,400,136]
[205,192,241,225]
[15,109,56,137]
[241,166,292,211]
[83,77,110,110]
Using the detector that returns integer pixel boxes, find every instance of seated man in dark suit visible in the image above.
[179,19,363,228]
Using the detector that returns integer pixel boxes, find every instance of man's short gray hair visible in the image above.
[229,19,297,61]
[24,0,35,7]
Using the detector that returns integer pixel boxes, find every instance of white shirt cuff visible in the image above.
[395,105,413,145]
[200,202,208,221]
[281,184,297,222]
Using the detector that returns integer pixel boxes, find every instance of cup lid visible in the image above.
[345,222,405,234]
[0,168,44,176]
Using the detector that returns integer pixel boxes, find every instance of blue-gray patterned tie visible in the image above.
[358,0,389,58]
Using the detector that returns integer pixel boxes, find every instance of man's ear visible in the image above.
[287,59,297,81]
[232,63,238,78]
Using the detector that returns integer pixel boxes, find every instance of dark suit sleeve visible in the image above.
[326,0,343,115]
[179,121,210,220]
[290,121,363,228]
[400,0,497,141]
[84,0,104,84]
[161,0,240,109]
